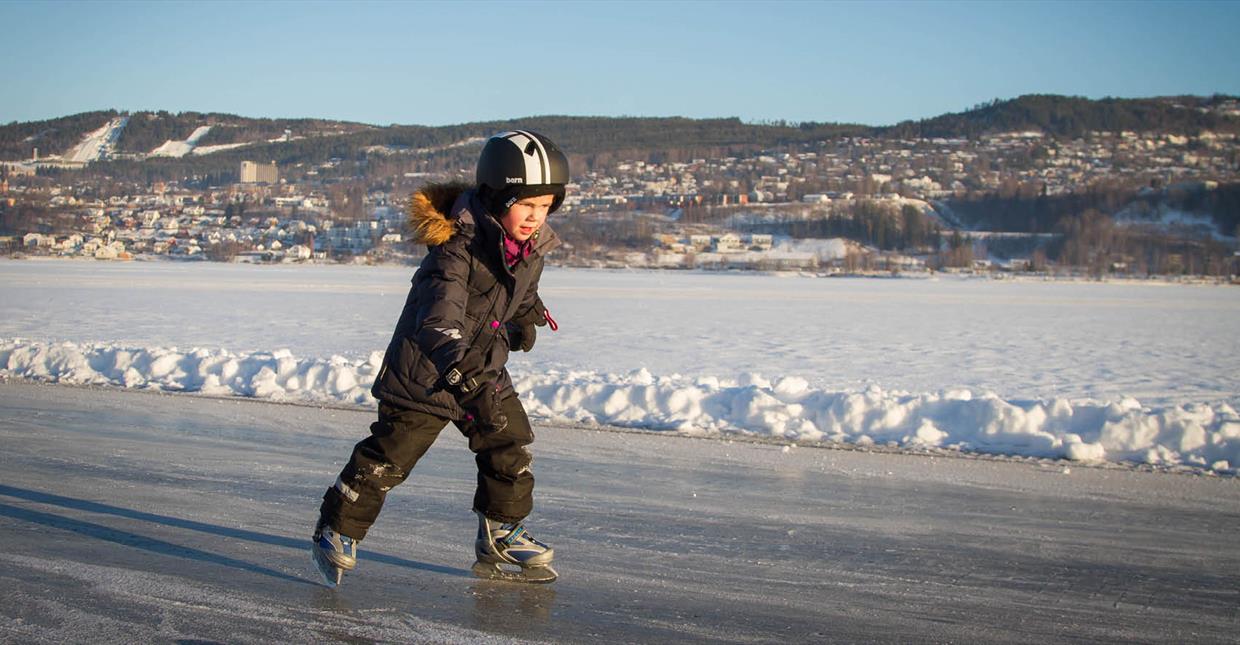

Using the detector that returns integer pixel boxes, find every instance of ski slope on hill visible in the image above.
[1,382,1237,643]
[149,125,213,157]
[63,116,128,163]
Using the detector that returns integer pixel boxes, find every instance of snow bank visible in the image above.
[3,339,1236,474]
[0,339,379,407]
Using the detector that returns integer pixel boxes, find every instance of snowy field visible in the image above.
[2,258,1238,473]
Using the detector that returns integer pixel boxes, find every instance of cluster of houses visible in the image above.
[566,128,1239,212]
[643,232,822,271]
[4,107,1238,269]
[5,180,409,263]
[15,218,317,261]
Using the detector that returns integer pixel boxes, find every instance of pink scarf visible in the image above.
[503,235,532,269]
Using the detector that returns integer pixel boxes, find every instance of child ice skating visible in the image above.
[313,130,568,586]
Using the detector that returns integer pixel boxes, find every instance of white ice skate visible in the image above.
[312,521,358,588]
[472,511,558,584]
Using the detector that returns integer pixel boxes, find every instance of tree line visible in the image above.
[946,181,1240,238]
[115,111,375,154]
[732,202,943,252]
[0,110,118,160]
[883,94,1240,140]
[1049,209,1236,277]
[8,94,1236,183]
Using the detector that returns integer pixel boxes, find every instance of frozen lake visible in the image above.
[2,382,1237,643]
[3,259,1239,472]
[3,259,1237,407]
[1,259,1239,640]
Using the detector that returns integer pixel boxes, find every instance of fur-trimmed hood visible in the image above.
[407,181,560,255]
[408,181,473,246]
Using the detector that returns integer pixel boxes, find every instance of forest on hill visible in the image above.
[0,110,119,161]
[882,94,1240,139]
[5,94,1236,183]
[118,111,373,152]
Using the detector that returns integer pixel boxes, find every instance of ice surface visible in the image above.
[1,382,1238,643]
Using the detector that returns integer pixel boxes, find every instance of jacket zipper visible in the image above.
[466,277,505,358]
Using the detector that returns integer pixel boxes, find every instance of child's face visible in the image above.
[499,193,555,242]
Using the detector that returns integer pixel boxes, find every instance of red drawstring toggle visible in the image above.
[544,309,559,332]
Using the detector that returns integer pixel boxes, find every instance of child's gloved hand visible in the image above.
[506,322,537,352]
[443,351,484,393]
[444,352,508,434]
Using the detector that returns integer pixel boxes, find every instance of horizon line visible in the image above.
[8,91,1240,131]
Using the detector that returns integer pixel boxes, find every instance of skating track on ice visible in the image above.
[1,382,1237,643]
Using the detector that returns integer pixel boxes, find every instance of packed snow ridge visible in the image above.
[3,338,1237,475]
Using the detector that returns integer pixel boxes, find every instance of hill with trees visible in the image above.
[0,110,119,160]
[4,95,1237,181]
[881,94,1240,139]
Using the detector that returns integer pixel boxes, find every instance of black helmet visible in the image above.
[476,130,569,216]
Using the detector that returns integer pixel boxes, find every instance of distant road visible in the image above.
[1,382,1237,643]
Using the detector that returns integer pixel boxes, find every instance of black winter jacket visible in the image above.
[371,182,558,417]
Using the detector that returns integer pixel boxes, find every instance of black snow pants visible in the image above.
[319,391,535,540]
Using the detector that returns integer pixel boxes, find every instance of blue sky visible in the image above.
[3,0,1238,127]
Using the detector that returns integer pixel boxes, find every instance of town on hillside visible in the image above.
[3,100,1239,278]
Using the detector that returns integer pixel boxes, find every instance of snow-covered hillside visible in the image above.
[63,116,129,163]
[149,125,212,158]
[2,260,1237,473]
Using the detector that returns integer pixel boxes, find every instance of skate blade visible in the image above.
[312,546,343,588]
[472,560,558,584]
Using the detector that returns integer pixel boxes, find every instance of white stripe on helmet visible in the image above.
[502,130,550,184]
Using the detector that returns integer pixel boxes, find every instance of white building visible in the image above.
[747,234,773,251]
[23,233,53,248]
[713,233,743,253]
[93,241,126,260]
[240,161,278,184]
[316,220,379,254]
